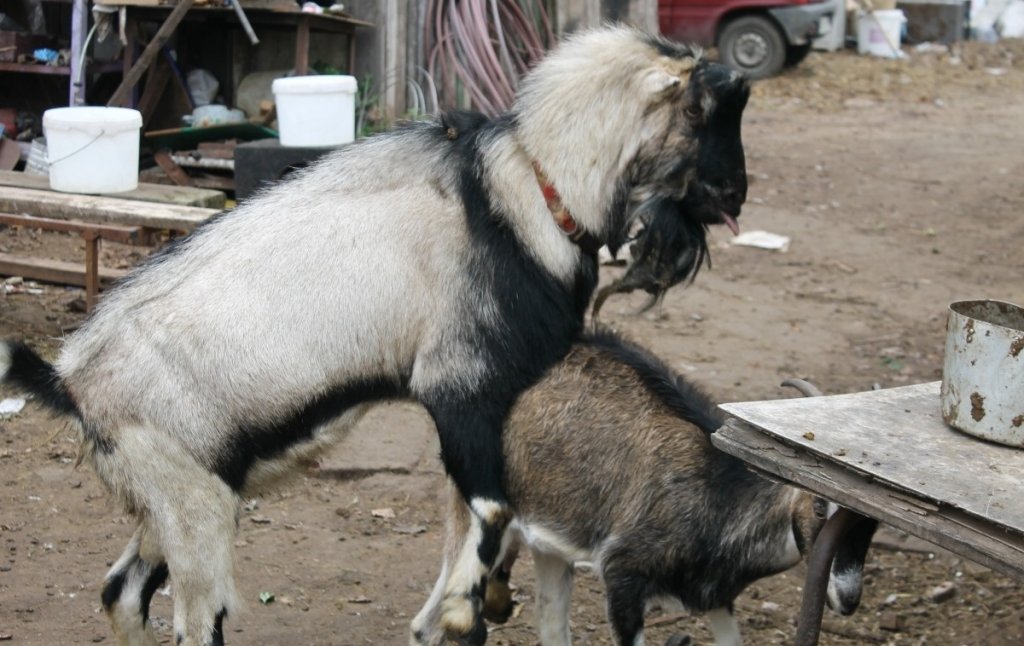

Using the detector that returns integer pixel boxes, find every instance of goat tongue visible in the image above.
[722,212,740,236]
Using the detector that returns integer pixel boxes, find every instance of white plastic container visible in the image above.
[43,107,142,194]
[857,10,906,58]
[272,75,358,147]
[941,300,1024,448]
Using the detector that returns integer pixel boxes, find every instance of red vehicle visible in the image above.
[659,0,834,79]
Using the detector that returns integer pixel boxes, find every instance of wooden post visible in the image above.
[82,229,100,311]
[154,150,193,187]
[295,14,311,75]
[108,0,195,108]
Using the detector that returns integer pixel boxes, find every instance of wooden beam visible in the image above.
[0,186,216,231]
[184,174,235,192]
[295,13,310,75]
[108,0,195,108]
[136,54,172,125]
[83,230,100,310]
[196,142,237,159]
[154,150,193,187]
[0,213,144,245]
[0,253,127,288]
[0,170,226,209]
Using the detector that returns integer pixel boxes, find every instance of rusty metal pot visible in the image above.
[940,300,1024,447]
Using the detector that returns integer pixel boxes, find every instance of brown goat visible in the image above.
[411,330,875,646]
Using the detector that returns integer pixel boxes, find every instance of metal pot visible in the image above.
[940,300,1024,447]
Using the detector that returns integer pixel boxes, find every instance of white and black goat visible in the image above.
[412,331,876,645]
[0,27,750,646]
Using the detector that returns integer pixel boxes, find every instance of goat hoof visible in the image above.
[441,595,485,644]
[665,633,693,646]
[454,618,487,646]
[481,580,514,624]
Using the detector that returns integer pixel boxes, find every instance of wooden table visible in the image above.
[713,382,1024,644]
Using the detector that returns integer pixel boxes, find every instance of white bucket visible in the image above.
[43,107,142,194]
[857,10,906,58]
[272,75,358,147]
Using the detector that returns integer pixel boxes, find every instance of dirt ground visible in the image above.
[1,42,1023,645]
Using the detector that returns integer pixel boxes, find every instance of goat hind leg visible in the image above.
[163,497,238,646]
[120,445,238,645]
[604,566,648,646]
[102,526,168,646]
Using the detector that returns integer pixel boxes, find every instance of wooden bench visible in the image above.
[0,186,217,231]
[0,186,219,311]
[0,170,226,209]
[0,213,147,311]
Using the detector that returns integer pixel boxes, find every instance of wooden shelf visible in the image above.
[0,62,72,76]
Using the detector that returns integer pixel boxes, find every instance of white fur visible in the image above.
[827,568,863,613]
[533,551,574,646]
[441,511,486,636]
[409,559,449,646]
[706,607,741,646]
[515,27,702,237]
[470,498,507,524]
[779,522,802,568]
[515,521,593,565]
[105,531,161,646]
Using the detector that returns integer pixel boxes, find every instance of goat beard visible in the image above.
[592,197,710,319]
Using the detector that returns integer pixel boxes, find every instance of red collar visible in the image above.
[531,161,601,254]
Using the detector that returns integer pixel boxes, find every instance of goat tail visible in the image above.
[780,378,824,398]
[0,340,81,418]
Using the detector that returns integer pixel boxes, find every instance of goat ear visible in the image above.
[644,58,697,95]
[643,69,681,95]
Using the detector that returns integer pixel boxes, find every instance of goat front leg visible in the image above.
[425,401,513,645]
[410,481,475,646]
[532,550,573,646]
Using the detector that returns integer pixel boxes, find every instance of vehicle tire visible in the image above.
[785,42,813,67]
[717,16,786,80]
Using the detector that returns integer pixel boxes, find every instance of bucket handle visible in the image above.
[48,130,106,166]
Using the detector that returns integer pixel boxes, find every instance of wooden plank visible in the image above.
[136,53,172,125]
[719,382,1024,534]
[0,62,71,76]
[0,214,143,244]
[0,187,215,231]
[196,142,237,159]
[184,174,235,192]
[154,150,193,187]
[0,171,226,209]
[95,0,161,5]
[295,13,310,75]
[83,232,100,310]
[107,0,195,108]
[0,253,127,287]
[712,420,1024,580]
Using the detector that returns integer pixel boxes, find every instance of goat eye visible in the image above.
[813,499,828,519]
[685,106,702,121]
